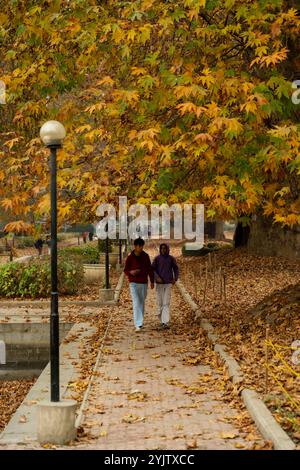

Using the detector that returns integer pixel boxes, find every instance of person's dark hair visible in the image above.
[134,237,145,246]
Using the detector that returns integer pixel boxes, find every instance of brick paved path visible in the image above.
[74,284,264,450]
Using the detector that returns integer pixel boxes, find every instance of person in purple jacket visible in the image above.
[151,243,179,329]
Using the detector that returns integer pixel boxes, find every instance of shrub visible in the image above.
[0,258,83,298]
[57,258,83,294]
[0,263,22,297]
[59,241,112,264]
[97,238,112,253]
[15,236,35,248]
[59,244,100,264]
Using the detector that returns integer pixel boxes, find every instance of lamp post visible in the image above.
[105,222,110,289]
[40,120,66,402]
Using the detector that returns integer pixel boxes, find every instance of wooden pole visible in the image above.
[223,272,226,303]
[203,262,208,305]
[213,253,216,296]
[199,263,202,301]
[265,325,270,395]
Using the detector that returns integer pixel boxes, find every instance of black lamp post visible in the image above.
[40,120,66,402]
[105,222,110,289]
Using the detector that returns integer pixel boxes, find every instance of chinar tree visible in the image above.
[0,1,300,255]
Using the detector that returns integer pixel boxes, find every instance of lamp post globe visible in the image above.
[40,120,66,147]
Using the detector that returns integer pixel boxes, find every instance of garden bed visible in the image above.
[0,379,36,432]
[178,247,300,443]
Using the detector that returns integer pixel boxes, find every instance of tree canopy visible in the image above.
[0,0,300,231]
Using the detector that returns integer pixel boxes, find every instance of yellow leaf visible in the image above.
[122,414,146,424]
[186,439,198,449]
[131,67,147,76]
[220,432,238,439]
[235,442,246,449]
[139,25,152,44]
[127,29,137,43]
[177,102,206,117]
[19,415,27,423]
[97,76,115,86]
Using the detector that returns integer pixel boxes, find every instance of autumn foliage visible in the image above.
[0,0,300,230]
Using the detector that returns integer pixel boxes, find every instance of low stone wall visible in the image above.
[0,323,72,346]
[0,323,72,380]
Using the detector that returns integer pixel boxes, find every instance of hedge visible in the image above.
[0,258,83,298]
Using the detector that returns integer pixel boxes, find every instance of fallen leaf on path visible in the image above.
[186,385,205,394]
[166,378,185,387]
[183,356,202,366]
[220,432,238,439]
[235,442,246,449]
[42,443,57,449]
[122,414,146,424]
[19,415,27,423]
[186,439,198,449]
[175,424,184,430]
[128,391,148,401]
[246,433,261,441]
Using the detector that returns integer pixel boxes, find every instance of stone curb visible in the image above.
[242,389,296,450]
[74,273,125,428]
[176,280,198,312]
[176,280,296,451]
[214,344,243,385]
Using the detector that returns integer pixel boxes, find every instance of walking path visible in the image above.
[0,275,266,450]
[72,285,265,450]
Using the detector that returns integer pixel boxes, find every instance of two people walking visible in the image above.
[124,238,179,332]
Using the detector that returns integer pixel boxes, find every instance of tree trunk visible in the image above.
[247,215,300,259]
[234,222,250,248]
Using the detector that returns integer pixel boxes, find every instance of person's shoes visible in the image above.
[135,326,142,332]
[162,323,170,329]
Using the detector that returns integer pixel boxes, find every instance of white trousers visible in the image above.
[155,283,172,324]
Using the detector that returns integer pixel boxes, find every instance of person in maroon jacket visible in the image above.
[124,238,154,332]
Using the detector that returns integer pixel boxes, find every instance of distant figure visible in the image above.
[34,238,44,256]
[88,231,93,242]
[82,232,88,244]
[46,235,51,255]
